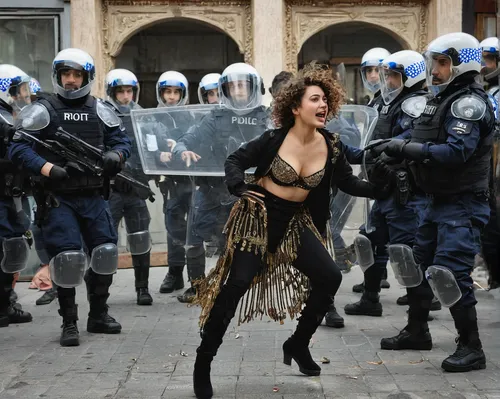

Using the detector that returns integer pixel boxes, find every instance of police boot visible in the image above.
[0,302,9,327]
[344,291,382,316]
[380,268,390,289]
[180,252,205,304]
[397,294,408,305]
[352,281,364,293]
[194,285,242,398]
[381,296,433,350]
[36,288,58,305]
[57,287,79,346]
[441,306,486,372]
[133,253,153,306]
[430,297,442,311]
[85,270,122,334]
[59,306,80,347]
[160,267,185,293]
[282,293,326,376]
[324,298,344,328]
[2,285,31,323]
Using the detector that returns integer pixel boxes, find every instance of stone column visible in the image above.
[70,0,104,97]
[427,0,463,43]
[252,0,286,106]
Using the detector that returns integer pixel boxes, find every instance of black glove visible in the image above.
[0,122,16,141]
[382,139,407,157]
[102,151,123,176]
[49,165,69,181]
[113,176,133,194]
[369,160,395,199]
[227,181,248,197]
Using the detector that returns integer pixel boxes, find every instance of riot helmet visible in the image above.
[219,63,262,114]
[0,64,32,111]
[198,73,221,104]
[52,48,96,100]
[105,68,140,112]
[360,47,391,93]
[379,50,426,104]
[156,71,189,107]
[423,32,481,96]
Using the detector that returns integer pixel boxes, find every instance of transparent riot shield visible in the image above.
[329,105,378,244]
[132,104,269,278]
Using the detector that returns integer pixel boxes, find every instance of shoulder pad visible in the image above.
[96,100,121,128]
[401,96,428,118]
[0,108,13,126]
[451,95,487,121]
[14,103,51,131]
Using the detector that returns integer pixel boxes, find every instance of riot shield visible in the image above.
[131,104,269,278]
[329,105,378,242]
[131,104,267,176]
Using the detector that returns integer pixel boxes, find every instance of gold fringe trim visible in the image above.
[192,194,324,328]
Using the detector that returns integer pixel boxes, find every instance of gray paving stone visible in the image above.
[1,265,498,398]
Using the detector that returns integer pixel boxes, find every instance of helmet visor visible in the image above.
[379,67,403,105]
[361,65,381,93]
[424,51,456,96]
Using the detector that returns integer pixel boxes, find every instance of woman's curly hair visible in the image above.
[271,62,345,129]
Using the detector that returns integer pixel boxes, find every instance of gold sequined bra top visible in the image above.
[266,154,326,190]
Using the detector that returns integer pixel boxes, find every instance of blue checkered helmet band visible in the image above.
[0,77,13,93]
[459,48,482,64]
[405,60,426,78]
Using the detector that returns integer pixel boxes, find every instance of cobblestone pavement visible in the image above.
[1,265,499,399]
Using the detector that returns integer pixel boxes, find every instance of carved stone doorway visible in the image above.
[115,19,244,107]
[298,21,405,104]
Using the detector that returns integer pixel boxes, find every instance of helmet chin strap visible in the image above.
[485,67,500,82]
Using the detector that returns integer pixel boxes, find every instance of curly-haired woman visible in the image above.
[192,63,392,398]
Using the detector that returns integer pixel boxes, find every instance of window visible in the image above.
[476,13,497,41]
[0,16,59,92]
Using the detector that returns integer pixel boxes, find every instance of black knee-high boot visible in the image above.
[282,291,330,376]
[133,252,152,305]
[194,284,244,399]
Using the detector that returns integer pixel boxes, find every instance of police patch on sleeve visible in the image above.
[451,120,473,135]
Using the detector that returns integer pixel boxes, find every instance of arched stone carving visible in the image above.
[285,0,429,71]
[101,0,252,73]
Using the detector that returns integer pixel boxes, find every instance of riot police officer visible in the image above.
[344,50,430,318]
[351,47,392,294]
[154,71,195,294]
[478,37,500,290]
[372,33,492,372]
[105,68,154,306]
[9,48,131,346]
[173,63,269,303]
[0,64,34,327]
[198,73,221,105]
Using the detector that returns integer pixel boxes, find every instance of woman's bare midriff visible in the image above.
[254,177,310,203]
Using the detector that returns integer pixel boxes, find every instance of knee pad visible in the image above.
[425,265,462,308]
[50,250,87,288]
[126,230,151,256]
[90,243,118,275]
[353,234,374,272]
[388,244,423,288]
[1,237,30,273]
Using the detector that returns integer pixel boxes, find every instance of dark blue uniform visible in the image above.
[379,77,494,371]
[0,99,33,326]
[106,102,153,303]
[172,106,269,298]
[345,88,428,316]
[8,93,130,330]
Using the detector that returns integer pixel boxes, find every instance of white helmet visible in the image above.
[105,68,140,111]
[360,47,391,93]
[0,64,32,111]
[379,50,426,105]
[219,63,262,113]
[424,32,481,96]
[479,37,499,79]
[198,73,221,104]
[156,71,189,107]
[52,48,95,100]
